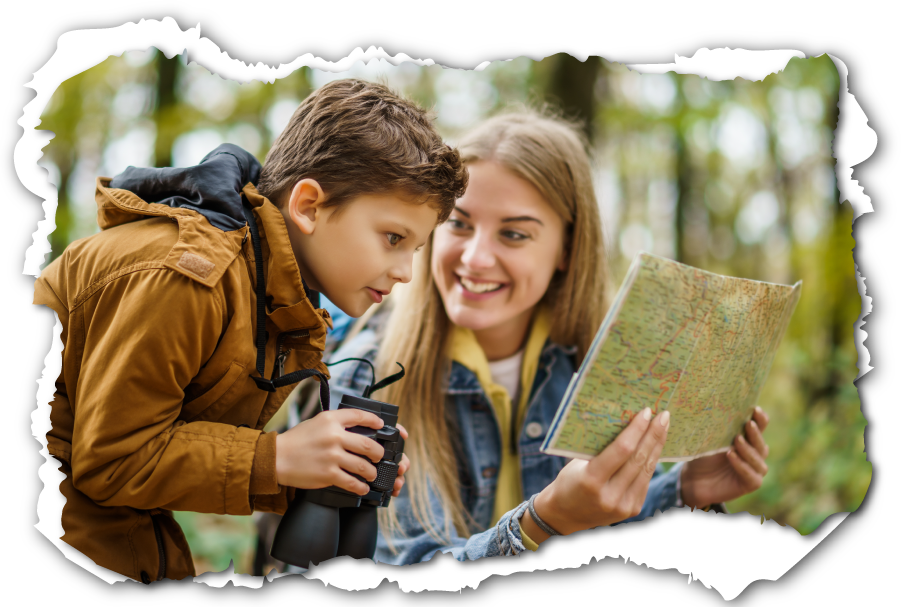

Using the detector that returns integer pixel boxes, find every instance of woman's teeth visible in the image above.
[460,277,503,293]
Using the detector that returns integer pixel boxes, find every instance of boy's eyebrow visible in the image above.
[501,215,544,226]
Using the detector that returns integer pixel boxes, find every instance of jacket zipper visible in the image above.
[150,514,167,581]
[275,329,310,378]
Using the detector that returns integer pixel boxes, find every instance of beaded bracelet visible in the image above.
[527,493,562,536]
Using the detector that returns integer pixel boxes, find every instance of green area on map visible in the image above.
[542,253,801,462]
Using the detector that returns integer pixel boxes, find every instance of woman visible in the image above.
[328,109,771,563]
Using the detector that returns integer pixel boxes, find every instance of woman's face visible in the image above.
[431,160,567,352]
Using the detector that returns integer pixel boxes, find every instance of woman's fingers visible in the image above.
[589,408,653,480]
[726,448,763,491]
[745,419,770,460]
[753,406,770,432]
[734,434,768,476]
[608,410,670,494]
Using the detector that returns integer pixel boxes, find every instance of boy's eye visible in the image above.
[386,233,402,246]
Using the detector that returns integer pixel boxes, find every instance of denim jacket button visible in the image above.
[481,467,497,479]
[525,422,543,439]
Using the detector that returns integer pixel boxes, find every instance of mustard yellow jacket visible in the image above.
[34,177,331,582]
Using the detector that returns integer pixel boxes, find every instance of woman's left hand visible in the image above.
[392,423,411,497]
[680,407,771,509]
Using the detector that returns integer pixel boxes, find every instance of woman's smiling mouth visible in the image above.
[457,275,508,298]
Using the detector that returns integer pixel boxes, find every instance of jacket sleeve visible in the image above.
[65,267,264,515]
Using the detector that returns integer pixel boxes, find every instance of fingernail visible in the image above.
[659,411,670,427]
[643,408,652,421]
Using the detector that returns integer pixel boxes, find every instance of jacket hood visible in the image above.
[108,143,261,232]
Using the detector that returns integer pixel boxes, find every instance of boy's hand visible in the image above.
[275,408,386,495]
[393,423,411,497]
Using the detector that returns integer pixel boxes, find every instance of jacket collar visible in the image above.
[447,306,553,400]
[242,184,332,336]
[95,177,330,339]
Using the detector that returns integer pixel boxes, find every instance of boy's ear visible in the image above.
[285,179,327,235]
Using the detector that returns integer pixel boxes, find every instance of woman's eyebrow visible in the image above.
[501,215,544,226]
[453,206,471,218]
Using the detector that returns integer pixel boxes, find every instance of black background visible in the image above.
[17,16,899,605]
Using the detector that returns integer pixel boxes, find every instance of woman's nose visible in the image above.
[460,231,495,269]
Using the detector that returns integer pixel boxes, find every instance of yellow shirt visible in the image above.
[450,307,551,551]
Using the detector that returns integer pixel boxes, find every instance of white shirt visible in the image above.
[488,349,525,418]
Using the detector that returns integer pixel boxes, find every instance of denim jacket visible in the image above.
[326,329,683,565]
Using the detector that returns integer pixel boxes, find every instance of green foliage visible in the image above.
[38,50,869,571]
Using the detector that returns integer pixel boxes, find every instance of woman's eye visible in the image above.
[386,233,402,246]
[502,230,529,241]
[447,218,469,231]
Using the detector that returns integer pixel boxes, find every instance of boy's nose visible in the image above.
[388,258,414,284]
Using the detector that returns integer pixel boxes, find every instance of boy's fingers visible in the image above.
[590,408,653,480]
[333,408,385,430]
[338,452,378,483]
[396,423,409,440]
[333,470,372,496]
[398,453,411,475]
[343,432,386,463]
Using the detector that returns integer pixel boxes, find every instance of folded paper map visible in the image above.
[542,252,801,462]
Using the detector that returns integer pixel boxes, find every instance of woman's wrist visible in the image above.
[679,463,705,509]
[532,487,580,536]
[520,508,550,545]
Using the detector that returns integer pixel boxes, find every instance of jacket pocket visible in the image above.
[181,361,246,421]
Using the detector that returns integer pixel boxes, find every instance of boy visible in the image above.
[33,79,468,582]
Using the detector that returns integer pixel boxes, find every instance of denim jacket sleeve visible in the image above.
[373,464,684,565]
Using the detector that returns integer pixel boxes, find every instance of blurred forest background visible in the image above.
[37,50,869,575]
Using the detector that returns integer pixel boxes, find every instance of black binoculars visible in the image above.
[270,364,405,569]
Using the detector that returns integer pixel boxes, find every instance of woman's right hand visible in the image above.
[274,408,387,495]
[524,407,670,540]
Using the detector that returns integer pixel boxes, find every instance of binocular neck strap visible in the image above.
[242,199,330,412]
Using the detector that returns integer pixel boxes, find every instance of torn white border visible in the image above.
[17,17,876,601]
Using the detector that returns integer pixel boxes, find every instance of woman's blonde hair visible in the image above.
[375,107,611,544]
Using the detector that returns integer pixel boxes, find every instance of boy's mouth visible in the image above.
[366,287,388,303]
[457,275,508,296]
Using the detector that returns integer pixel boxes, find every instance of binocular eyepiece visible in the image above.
[270,392,405,569]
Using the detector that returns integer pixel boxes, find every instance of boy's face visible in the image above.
[281,182,438,317]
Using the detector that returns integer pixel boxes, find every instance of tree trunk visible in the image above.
[154,53,180,167]
[543,53,600,143]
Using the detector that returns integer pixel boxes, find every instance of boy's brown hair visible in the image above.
[257,79,467,222]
